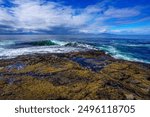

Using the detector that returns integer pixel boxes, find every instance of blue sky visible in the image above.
[0,0,150,34]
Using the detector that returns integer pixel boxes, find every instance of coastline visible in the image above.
[0,50,150,100]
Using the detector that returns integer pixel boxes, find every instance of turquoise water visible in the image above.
[0,35,150,63]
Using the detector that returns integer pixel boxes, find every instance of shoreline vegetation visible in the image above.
[0,50,150,100]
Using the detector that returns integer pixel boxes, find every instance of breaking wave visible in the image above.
[20,40,96,49]
[0,40,95,59]
[0,38,149,64]
[98,45,150,64]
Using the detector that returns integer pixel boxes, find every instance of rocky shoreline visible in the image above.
[0,50,150,100]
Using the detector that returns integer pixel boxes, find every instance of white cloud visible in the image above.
[110,27,150,35]
[84,5,102,14]
[79,27,107,34]
[0,7,14,26]
[104,7,140,18]
[0,8,10,21]
[0,0,147,34]
[78,22,108,34]
[0,0,94,32]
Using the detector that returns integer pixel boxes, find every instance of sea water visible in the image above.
[0,35,149,64]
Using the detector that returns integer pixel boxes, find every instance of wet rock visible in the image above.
[0,50,149,100]
[5,62,26,71]
[71,56,111,72]
[5,78,22,85]
[105,80,123,88]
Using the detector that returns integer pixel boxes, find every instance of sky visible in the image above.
[0,0,150,35]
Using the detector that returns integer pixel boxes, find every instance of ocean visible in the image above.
[0,35,150,64]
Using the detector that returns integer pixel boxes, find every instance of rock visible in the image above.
[125,94,135,100]
[0,50,149,100]
[5,62,26,71]
[130,80,141,84]
[0,67,4,70]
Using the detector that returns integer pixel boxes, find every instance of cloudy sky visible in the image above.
[0,0,150,34]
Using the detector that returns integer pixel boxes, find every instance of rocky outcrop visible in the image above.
[0,50,149,100]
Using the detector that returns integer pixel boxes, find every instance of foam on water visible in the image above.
[64,42,96,50]
[98,45,150,64]
[0,36,149,64]
[0,46,86,59]
[119,44,150,47]
[0,39,96,59]
[51,40,68,46]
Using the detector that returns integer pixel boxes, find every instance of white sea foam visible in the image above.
[120,44,150,47]
[50,40,68,46]
[0,39,149,64]
[0,39,96,59]
[64,42,97,50]
[0,46,86,59]
[98,46,150,64]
